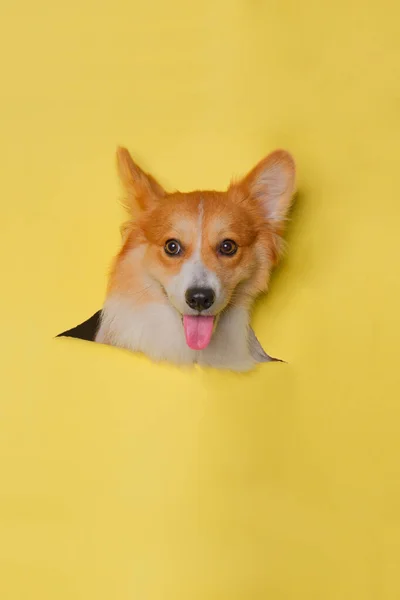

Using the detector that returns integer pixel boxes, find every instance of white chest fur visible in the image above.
[95,296,273,372]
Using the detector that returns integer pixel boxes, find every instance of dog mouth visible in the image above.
[159,284,221,350]
[182,314,216,351]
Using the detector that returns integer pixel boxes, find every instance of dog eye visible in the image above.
[218,239,238,256]
[164,239,182,256]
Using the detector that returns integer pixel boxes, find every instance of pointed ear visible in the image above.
[116,147,166,216]
[236,150,296,231]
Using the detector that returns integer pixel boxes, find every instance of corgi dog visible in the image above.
[94,147,296,372]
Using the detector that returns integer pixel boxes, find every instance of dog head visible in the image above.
[110,147,295,350]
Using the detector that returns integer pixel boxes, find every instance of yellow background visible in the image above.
[1,0,400,597]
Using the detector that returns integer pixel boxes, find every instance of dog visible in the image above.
[59,147,296,371]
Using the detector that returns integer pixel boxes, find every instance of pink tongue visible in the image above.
[183,315,215,350]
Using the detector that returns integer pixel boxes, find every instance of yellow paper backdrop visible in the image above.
[1,0,400,598]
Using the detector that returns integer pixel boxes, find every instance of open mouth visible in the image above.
[182,315,215,351]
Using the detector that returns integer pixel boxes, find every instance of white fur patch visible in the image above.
[166,200,223,314]
[198,306,257,371]
[96,296,259,372]
[96,297,196,364]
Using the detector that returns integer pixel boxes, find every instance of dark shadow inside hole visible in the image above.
[57,310,101,342]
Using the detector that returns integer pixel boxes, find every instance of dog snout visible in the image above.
[185,287,215,312]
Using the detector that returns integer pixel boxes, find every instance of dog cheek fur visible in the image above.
[232,236,278,307]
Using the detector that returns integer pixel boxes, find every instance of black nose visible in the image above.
[185,287,215,311]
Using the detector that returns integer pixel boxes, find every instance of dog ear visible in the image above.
[234,150,296,232]
[116,147,166,216]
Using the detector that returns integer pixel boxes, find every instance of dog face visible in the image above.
[109,148,295,350]
[140,191,260,315]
